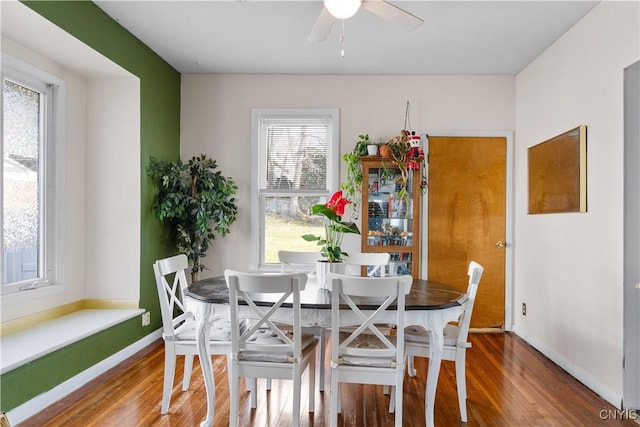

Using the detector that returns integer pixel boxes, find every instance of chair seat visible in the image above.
[174,317,232,341]
[405,324,460,346]
[338,332,399,367]
[240,331,318,362]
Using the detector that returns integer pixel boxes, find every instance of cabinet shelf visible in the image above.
[366,234,413,247]
[360,157,422,278]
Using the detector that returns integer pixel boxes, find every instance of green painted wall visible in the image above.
[0,1,180,411]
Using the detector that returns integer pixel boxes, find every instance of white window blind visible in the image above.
[251,109,339,269]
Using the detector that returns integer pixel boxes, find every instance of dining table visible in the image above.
[186,275,466,427]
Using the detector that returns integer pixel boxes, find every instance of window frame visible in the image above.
[1,54,65,296]
[250,108,340,271]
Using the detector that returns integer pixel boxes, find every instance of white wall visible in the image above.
[85,79,140,301]
[180,74,515,274]
[514,1,640,406]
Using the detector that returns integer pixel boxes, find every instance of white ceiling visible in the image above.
[94,0,599,75]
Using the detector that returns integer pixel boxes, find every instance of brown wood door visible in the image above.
[427,136,506,329]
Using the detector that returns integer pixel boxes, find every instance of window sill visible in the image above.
[0,308,143,374]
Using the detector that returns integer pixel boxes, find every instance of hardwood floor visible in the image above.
[20,332,638,426]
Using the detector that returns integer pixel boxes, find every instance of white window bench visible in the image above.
[0,308,143,374]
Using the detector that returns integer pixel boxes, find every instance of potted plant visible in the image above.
[379,143,391,158]
[340,134,370,218]
[386,129,412,200]
[386,130,428,200]
[301,191,360,287]
[366,141,379,156]
[147,155,238,282]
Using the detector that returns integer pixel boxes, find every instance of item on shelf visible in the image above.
[379,144,391,158]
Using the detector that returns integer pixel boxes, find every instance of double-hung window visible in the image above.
[251,109,339,269]
[1,57,62,295]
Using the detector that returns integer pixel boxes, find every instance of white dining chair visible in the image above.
[153,254,234,414]
[278,250,327,392]
[343,252,390,277]
[326,273,413,427]
[342,251,394,401]
[278,250,323,274]
[225,270,318,427]
[404,261,484,423]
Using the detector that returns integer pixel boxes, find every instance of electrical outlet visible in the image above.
[522,303,527,316]
[142,311,150,326]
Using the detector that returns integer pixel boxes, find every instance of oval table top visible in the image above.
[187,276,465,311]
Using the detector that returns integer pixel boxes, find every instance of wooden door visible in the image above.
[427,136,506,329]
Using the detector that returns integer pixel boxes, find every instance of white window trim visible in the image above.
[1,54,66,296]
[250,108,340,271]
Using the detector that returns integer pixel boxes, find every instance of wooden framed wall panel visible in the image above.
[528,125,587,214]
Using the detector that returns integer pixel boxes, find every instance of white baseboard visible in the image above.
[6,328,163,425]
[513,327,622,408]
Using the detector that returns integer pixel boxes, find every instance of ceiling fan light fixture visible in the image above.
[324,0,361,20]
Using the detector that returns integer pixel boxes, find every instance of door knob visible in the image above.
[496,240,505,248]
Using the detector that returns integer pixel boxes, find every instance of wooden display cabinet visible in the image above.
[360,157,422,278]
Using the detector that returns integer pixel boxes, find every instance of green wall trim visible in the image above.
[1,1,181,411]
[0,317,145,410]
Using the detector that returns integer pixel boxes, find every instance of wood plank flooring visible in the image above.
[20,332,639,426]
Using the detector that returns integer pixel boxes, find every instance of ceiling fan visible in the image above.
[308,0,424,42]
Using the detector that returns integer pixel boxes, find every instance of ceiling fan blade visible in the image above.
[361,0,423,32]
[308,7,337,42]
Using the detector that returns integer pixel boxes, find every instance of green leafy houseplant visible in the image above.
[147,155,238,281]
[340,134,370,218]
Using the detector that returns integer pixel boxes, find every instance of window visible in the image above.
[1,57,62,295]
[251,109,339,269]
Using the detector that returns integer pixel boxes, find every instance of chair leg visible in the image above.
[250,378,258,408]
[394,378,403,427]
[292,366,302,427]
[407,354,417,377]
[389,386,395,413]
[161,346,176,414]
[456,350,468,422]
[246,377,256,393]
[308,353,316,413]
[182,354,194,391]
[228,355,235,392]
[319,330,326,392]
[330,372,339,426]
[229,361,240,427]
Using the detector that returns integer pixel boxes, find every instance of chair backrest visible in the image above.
[327,273,412,363]
[343,252,390,277]
[224,270,308,358]
[456,261,484,345]
[278,250,323,274]
[153,254,192,339]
